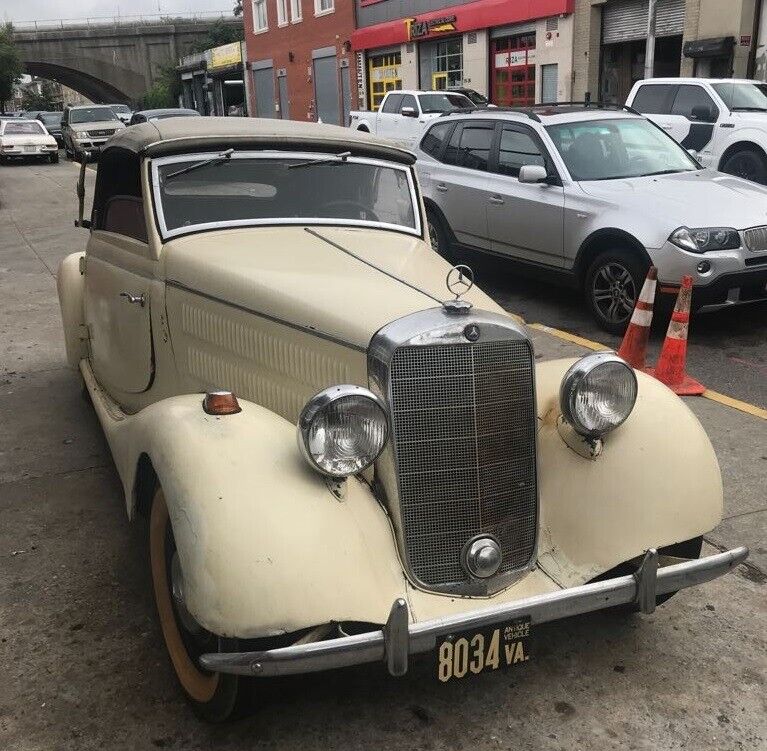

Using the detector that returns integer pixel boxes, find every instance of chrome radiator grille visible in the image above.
[388,339,537,588]
[744,226,767,251]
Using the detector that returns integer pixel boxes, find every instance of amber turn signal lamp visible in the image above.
[203,391,241,415]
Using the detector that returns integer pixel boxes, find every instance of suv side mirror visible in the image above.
[691,104,716,123]
[518,164,549,184]
[400,106,417,118]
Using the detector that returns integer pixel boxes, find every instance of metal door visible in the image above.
[253,67,276,118]
[541,64,558,103]
[602,0,684,44]
[277,72,290,119]
[313,53,340,125]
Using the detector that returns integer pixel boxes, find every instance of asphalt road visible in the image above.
[0,158,765,751]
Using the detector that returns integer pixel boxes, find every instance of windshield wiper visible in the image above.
[642,169,691,177]
[165,148,235,180]
[288,151,352,170]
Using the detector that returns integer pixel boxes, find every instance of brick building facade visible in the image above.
[242,0,358,124]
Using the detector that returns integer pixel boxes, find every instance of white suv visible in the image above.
[627,78,767,184]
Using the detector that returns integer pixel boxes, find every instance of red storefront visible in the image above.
[352,0,574,108]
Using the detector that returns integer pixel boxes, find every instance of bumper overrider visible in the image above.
[200,546,748,678]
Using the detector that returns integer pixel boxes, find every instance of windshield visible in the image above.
[4,121,45,135]
[110,104,131,114]
[152,152,420,239]
[418,93,473,114]
[70,107,119,124]
[712,82,767,111]
[39,113,62,125]
[546,118,698,181]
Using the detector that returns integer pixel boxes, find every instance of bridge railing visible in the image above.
[12,10,236,31]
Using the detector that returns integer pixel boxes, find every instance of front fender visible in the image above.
[85,378,406,638]
[534,359,723,586]
[57,252,87,368]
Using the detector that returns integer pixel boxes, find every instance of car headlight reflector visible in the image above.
[670,226,740,253]
[298,385,388,478]
[560,353,638,437]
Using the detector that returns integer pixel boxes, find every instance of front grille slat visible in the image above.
[744,226,767,251]
[389,339,538,587]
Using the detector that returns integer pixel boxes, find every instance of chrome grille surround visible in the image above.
[744,225,767,252]
[369,308,538,596]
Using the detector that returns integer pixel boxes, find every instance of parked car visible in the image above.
[417,104,767,333]
[62,104,125,161]
[0,118,59,164]
[128,108,201,125]
[627,78,767,184]
[108,103,133,124]
[56,116,746,720]
[349,89,474,148]
[36,111,64,146]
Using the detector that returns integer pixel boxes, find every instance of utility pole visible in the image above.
[644,0,657,79]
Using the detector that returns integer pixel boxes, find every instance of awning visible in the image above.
[683,37,735,59]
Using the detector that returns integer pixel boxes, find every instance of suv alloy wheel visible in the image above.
[720,148,767,185]
[585,249,648,335]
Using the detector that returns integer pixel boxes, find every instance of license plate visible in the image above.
[23,146,37,152]
[436,616,532,682]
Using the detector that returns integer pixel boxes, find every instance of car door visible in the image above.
[630,83,686,141]
[398,93,421,148]
[486,122,565,267]
[61,109,71,150]
[84,178,155,395]
[429,120,496,249]
[668,84,720,167]
[376,93,403,140]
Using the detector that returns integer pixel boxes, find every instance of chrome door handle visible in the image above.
[120,292,145,307]
[435,184,448,193]
[489,195,505,205]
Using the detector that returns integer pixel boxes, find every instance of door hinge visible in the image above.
[78,255,87,275]
[77,324,90,341]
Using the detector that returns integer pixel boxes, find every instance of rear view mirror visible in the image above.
[691,104,716,123]
[400,106,417,118]
[518,165,548,184]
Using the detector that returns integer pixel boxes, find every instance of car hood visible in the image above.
[69,120,124,131]
[577,170,767,230]
[1,133,56,146]
[163,226,511,351]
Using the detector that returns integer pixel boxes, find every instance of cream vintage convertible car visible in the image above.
[57,118,747,721]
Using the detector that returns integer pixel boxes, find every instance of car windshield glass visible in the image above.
[4,121,45,135]
[70,108,119,123]
[418,93,472,113]
[40,113,62,125]
[712,82,767,111]
[110,105,130,113]
[546,118,698,181]
[154,153,418,237]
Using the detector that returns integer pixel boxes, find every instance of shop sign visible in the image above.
[740,35,752,47]
[494,49,536,68]
[405,15,457,40]
[209,42,242,70]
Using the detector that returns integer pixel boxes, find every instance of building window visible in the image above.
[433,39,462,89]
[290,0,302,22]
[253,0,268,31]
[368,51,402,110]
[314,0,333,16]
[276,0,288,26]
[492,32,536,107]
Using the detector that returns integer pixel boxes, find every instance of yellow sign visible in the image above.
[405,15,457,40]
[209,42,242,70]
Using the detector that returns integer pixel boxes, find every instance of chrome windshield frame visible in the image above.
[149,149,423,241]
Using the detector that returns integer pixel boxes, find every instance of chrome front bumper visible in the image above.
[200,546,748,678]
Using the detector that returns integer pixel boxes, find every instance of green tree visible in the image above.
[0,23,23,112]
[142,63,182,109]
[187,19,244,54]
[21,79,59,111]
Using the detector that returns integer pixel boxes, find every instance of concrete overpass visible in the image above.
[12,15,243,105]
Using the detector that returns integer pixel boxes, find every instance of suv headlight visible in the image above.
[298,385,388,478]
[670,227,740,253]
[560,353,638,438]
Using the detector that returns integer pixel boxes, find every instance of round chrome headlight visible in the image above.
[298,385,388,478]
[560,352,638,437]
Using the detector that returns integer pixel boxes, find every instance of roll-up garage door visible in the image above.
[602,0,684,45]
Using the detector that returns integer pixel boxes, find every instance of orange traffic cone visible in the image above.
[644,275,705,396]
[618,266,657,369]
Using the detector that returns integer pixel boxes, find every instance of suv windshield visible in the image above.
[712,82,767,111]
[110,105,131,114]
[546,118,698,181]
[4,121,45,135]
[39,113,62,125]
[153,153,419,238]
[70,107,119,124]
[418,93,473,114]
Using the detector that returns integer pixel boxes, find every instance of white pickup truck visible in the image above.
[349,89,474,149]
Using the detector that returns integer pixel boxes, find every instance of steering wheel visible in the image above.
[319,200,379,222]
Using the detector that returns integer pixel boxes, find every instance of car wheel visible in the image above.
[49,151,59,164]
[149,486,245,722]
[426,207,453,261]
[720,148,767,184]
[584,249,648,335]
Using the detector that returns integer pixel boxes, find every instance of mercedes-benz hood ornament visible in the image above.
[443,264,474,314]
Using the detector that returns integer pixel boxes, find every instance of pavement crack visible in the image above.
[0,462,111,487]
